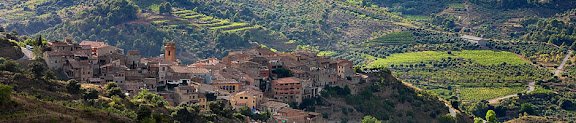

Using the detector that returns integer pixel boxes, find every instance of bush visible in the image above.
[559,99,576,111]
[486,110,497,123]
[136,105,152,121]
[0,58,21,72]
[66,79,82,94]
[83,89,99,100]
[107,87,125,98]
[519,103,535,115]
[0,84,13,105]
[28,61,46,78]
[272,68,293,78]
[105,82,119,90]
[437,114,456,123]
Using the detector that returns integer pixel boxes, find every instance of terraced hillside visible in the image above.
[150,9,262,33]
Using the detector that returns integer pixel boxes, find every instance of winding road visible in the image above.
[488,81,535,104]
[402,81,459,117]
[488,50,570,104]
[554,50,572,76]
[17,47,35,61]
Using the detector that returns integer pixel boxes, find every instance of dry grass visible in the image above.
[0,94,132,123]
[504,116,552,123]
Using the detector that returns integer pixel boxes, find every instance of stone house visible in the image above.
[260,101,290,113]
[230,89,263,110]
[96,45,124,56]
[43,51,73,70]
[127,50,141,69]
[63,58,93,82]
[272,77,303,103]
[174,86,205,106]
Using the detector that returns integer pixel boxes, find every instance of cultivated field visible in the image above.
[458,86,525,101]
[370,50,528,67]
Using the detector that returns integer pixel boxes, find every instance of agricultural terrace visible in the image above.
[317,51,337,56]
[449,3,465,9]
[150,9,261,33]
[488,41,568,65]
[369,50,528,67]
[367,50,551,101]
[458,87,525,101]
[369,31,416,45]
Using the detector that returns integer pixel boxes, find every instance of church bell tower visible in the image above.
[165,42,176,62]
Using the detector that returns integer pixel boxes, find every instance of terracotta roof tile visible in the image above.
[80,41,105,48]
[169,66,210,74]
[274,77,301,84]
[127,50,141,55]
[44,51,74,56]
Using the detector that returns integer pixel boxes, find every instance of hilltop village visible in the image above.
[42,39,363,123]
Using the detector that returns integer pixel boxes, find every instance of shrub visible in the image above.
[84,89,99,100]
[486,110,497,123]
[0,84,13,105]
[0,58,21,72]
[437,114,456,123]
[66,79,82,94]
[519,103,535,115]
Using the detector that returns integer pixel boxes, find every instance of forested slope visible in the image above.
[312,67,473,122]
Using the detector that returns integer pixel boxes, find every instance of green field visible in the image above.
[530,88,555,94]
[210,23,249,30]
[459,86,525,101]
[223,25,260,33]
[317,51,337,56]
[370,50,528,67]
[161,9,259,33]
[405,15,430,21]
[199,20,230,27]
[450,3,465,9]
[370,31,416,45]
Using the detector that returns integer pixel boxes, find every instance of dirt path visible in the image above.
[488,81,535,104]
[554,50,572,76]
[401,81,458,117]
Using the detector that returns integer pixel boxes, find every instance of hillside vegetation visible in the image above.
[0,36,23,60]
[312,67,471,122]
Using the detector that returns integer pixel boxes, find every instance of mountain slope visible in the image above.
[312,67,473,122]
[0,94,133,122]
[0,36,23,60]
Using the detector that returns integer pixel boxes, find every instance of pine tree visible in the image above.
[570,41,576,51]
[36,35,43,46]
[165,3,172,14]
[159,3,166,14]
